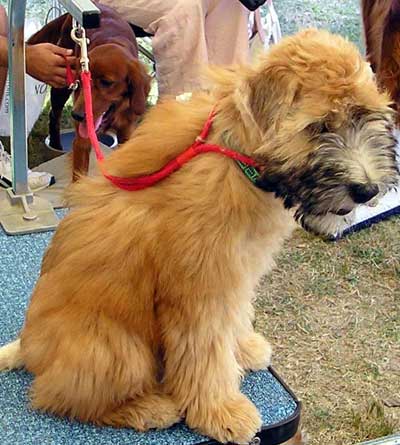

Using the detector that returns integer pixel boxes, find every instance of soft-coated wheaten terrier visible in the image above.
[0,29,398,444]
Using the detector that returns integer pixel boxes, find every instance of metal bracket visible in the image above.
[0,189,58,235]
[70,20,90,72]
[58,0,100,29]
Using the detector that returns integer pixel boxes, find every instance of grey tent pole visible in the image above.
[0,0,100,235]
[8,0,29,197]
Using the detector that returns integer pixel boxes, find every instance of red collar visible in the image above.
[102,108,260,191]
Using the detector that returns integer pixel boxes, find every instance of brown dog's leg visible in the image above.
[22,281,162,425]
[49,87,72,150]
[71,134,91,181]
[161,302,262,444]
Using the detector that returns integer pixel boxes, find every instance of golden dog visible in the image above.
[0,29,398,444]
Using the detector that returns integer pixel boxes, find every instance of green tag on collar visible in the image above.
[236,160,261,184]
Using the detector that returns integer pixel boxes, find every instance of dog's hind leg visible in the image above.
[28,336,180,430]
[49,87,72,150]
[71,135,91,181]
[21,304,160,424]
[0,339,24,370]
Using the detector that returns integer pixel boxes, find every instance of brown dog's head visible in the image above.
[72,43,151,139]
[214,29,399,235]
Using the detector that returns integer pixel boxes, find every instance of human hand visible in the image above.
[25,43,76,88]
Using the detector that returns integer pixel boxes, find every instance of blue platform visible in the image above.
[0,210,299,445]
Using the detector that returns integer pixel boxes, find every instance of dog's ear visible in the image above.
[127,60,151,116]
[233,61,301,139]
[361,0,393,73]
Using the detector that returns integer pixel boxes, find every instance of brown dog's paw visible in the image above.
[237,332,272,371]
[187,394,262,444]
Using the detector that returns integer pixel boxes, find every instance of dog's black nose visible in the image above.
[348,183,379,204]
[71,110,85,122]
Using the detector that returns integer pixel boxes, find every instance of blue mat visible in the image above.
[0,211,298,445]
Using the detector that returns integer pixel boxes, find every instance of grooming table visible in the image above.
[0,213,300,445]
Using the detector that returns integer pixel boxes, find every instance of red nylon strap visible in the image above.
[79,67,259,191]
[64,55,76,87]
[81,70,105,162]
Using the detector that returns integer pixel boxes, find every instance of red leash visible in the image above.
[65,63,75,88]
[76,68,259,191]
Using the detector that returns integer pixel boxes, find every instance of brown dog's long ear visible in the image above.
[361,0,393,73]
[127,60,151,116]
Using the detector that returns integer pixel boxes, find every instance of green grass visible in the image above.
[274,0,363,50]
[351,401,397,442]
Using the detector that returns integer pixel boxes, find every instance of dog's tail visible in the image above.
[0,339,24,371]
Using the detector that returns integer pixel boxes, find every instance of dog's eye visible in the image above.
[99,78,114,88]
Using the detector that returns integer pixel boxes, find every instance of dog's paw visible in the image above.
[187,394,262,444]
[0,339,23,371]
[101,393,181,431]
[139,393,182,430]
[237,332,272,371]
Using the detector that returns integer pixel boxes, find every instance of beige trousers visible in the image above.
[100,0,250,96]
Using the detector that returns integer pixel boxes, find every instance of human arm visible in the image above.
[0,35,75,88]
[25,43,75,88]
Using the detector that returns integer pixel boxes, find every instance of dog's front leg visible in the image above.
[162,308,262,444]
[71,133,91,181]
[235,300,273,371]
[236,331,273,372]
[49,87,72,150]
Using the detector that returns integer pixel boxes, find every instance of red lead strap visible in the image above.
[65,61,75,87]
[80,70,259,191]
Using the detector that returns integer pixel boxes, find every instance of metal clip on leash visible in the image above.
[69,19,90,89]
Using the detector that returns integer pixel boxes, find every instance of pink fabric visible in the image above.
[99,0,250,96]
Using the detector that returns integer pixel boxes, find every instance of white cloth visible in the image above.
[100,0,250,96]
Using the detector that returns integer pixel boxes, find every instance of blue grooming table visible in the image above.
[0,211,300,445]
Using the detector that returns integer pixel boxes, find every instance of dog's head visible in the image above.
[72,43,151,139]
[217,29,399,235]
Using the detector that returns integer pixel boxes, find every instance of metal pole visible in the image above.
[8,0,29,196]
